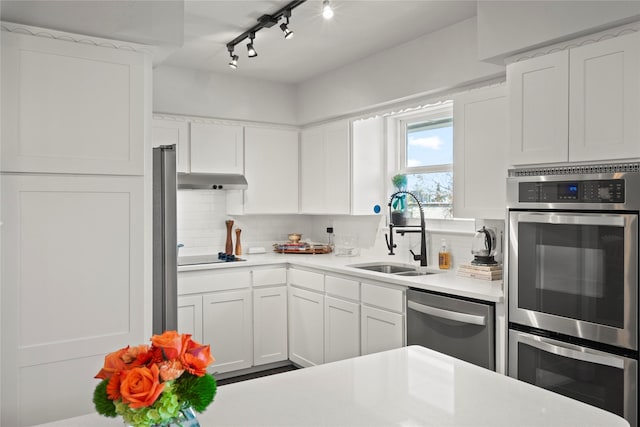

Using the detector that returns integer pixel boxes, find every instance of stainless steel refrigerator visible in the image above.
[152,145,178,335]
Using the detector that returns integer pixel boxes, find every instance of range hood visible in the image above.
[177,173,248,190]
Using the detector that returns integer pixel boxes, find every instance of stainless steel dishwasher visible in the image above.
[407,288,495,370]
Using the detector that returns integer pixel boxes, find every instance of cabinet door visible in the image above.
[1,174,145,425]
[152,118,190,173]
[203,290,252,373]
[352,117,385,215]
[508,50,569,165]
[300,120,350,214]
[178,295,203,344]
[190,122,244,174]
[324,296,360,363]
[453,85,508,220]
[569,32,640,162]
[288,287,324,367]
[244,127,299,214]
[1,32,146,175]
[253,286,288,365]
[361,305,404,355]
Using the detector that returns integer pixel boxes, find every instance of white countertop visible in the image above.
[35,346,627,427]
[178,252,504,302]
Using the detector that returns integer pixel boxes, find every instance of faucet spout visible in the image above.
[388,191,428,267]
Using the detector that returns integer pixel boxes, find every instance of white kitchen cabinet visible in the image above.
[1,32,147,175]
[288,286,324,367]
[360,282,405,355]
[190,122,244,174]
[300,120,350,214]
[178,295,203,343]
[253,286,288,365]
[152,117,190,173]
[508,32,640,165]
[569,32,640,162]
[352,117,385,215]
[242,127,299,214]
[453,85,508,220]
[203,290,253,374]
[361,305,404,356]
[324,296,360,363]
[508,50,569,165]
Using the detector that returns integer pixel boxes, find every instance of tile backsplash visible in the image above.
[177,189,505,268]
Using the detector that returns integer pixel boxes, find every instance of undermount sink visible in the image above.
[348,263,438,276]
[351,264,415,274]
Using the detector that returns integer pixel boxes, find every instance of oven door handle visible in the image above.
[517,213,625,227]
[407,301,486,326]
[520,335,624,369]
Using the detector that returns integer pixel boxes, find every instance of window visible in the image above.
[397,103,453,219]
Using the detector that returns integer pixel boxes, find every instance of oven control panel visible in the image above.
[519,179,625,203]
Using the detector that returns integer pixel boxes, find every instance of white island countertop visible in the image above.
[35,346,627,427]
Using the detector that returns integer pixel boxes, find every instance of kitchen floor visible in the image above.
[217,365,299,386]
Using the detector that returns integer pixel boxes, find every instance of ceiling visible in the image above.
[1,0,477,84]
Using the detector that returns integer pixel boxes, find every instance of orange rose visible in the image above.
[122,345,149,364]
[181,338,215,377]
[95,347,129,380]
[119,365,165,409]
[158,359,184,382]
[151,331,183,360]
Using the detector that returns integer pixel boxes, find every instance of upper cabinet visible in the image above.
[508,32,640,165]
[352,117,386,215]
[300,120,350,214]
[152,118,190,173]
[242,127,299,214]
[1,32,147,175]
[453,85,508,220]
[190,122,244,174]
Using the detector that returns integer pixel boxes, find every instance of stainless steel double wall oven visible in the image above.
[507,163,639,427]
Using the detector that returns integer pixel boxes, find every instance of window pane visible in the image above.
[406,118,453,167]
[406,172,453,219]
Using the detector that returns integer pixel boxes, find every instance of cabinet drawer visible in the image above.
[179,269,251,294]
[361,283,404,313]
[288,268,324,292]
[325,275,359,301]
[253,268,287,287]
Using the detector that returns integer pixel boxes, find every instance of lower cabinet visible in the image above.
[361,305,404,355]
[288,286,324,367]
[324,296,360,363]
[253,285,288,366]
[177,295,203,343]
[202,290,253,374]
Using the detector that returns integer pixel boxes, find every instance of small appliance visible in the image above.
[471,226,497,265]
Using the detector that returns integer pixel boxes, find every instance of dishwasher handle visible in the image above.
[407,300,487,326]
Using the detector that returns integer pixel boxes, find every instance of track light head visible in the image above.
[229,54,239,69]
[322,0,334,19]
[247,32,257,57]
[280,22,293,39]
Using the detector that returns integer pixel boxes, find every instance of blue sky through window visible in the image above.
[406,121,453,167]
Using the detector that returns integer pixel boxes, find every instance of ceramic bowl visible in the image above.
[288,233,302,243]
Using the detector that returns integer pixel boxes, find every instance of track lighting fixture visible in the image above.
[322,0,334,19]
[280,9,294,39]
[246,33,257,58]
[225,0,334,68]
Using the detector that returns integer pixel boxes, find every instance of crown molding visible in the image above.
[152,113,300,131]
[506,20,640,64]
[1,21,156,56]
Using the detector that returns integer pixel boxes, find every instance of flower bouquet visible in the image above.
[93,331,217,427]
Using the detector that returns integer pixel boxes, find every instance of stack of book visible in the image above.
[457,263,503,281]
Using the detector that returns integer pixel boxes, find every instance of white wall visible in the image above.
[477,0,640,63]
[295,17,505,125]
[153,65,298,125]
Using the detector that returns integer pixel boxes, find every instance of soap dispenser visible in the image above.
[438,239,451,270]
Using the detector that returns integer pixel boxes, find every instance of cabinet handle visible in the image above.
[519,334,624,369]
[407,300,486,326]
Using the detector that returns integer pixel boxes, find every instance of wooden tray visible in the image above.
[273,245,332,254]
